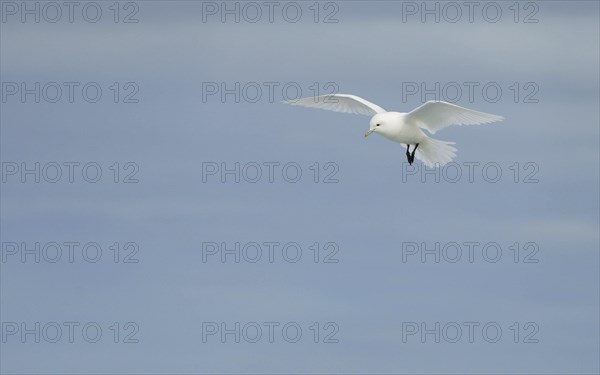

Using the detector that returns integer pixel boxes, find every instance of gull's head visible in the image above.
[365,113,391,138]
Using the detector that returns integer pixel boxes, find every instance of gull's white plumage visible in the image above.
[287,94,386,116]
[284,94,504,167]
[405,101,504,134]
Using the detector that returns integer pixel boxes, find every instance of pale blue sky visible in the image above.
[1,1,599,373]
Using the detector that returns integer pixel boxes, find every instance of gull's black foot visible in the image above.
[406,145,412,165]
[409,143,419,164]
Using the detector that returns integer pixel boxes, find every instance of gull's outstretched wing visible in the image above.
[405,101,504,134]
[284,94,386,116]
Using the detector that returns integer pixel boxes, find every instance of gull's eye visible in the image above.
[376,124,380,127]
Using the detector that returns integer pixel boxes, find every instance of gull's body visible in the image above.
[368,112,426,145]
[284,94,504,167]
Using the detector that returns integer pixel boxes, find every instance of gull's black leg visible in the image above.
[410,143,419,164]
[406,144,412,165]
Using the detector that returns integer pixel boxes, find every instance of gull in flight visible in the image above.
[284,94,504,167]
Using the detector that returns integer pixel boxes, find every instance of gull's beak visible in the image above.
[364,129,374,138]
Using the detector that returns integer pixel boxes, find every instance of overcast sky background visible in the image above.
[1,1,599,374]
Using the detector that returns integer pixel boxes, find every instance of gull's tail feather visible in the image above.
[414,137,457,168]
